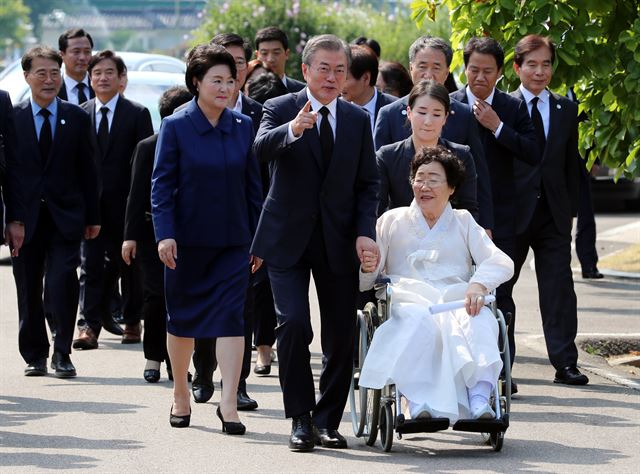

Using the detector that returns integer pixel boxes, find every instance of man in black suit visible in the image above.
[450,37,542,389]
[57,29,94,105]
[12,46,100,377]
[1,89,25,257]
[374,36,493,232]
[188,33,265,410]
[73,50,153,350]
[251,34,378,451]
[255,27,306,92]
[341,44,396,134]
[508,35,587,385]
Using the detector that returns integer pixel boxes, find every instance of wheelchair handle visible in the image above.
[428,295,496,315]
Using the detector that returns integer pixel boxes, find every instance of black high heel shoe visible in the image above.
[166,367,193,382]
[216,406,246,435]
[169,405,191,428]
[144,369,160,383]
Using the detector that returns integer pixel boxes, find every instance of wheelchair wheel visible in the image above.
[490,431,504,451]
[349,305,379,439]
[378,402,394,452]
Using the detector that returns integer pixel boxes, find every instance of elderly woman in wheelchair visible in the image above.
[359,145,514,423]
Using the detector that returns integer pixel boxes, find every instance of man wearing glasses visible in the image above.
[11,46,100,378]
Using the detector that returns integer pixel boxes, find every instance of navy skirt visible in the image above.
[164,245,249,338]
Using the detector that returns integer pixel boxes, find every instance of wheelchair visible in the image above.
[348,277,512,452]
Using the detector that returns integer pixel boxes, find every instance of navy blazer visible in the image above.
[451,87,541,239]
[13,98,100,243]
[373,89,397,123]
[250,90,379,274]
[241,93,263,132]
[511,88,580,235]
[152,99,262,248]
[374,94,493,230]
[82,95,153,236]
[124,133,158,243]
[377,137,478,220]
[285,77,306,93]
[0,90,24,224]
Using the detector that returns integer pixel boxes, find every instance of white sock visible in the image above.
[468,381,492,412]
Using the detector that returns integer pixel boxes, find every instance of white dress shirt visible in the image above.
[287,88,337,143]
[465,86,504,137]
[94,94,120,133]
[63,74,90,106]
[518,84,550,138]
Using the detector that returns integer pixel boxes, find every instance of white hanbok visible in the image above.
[359,201,514,422]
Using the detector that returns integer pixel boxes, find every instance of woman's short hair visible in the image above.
[408,79,451,114]
[378,61,413,98]
[185,44,237,97]
[411,146,466,198]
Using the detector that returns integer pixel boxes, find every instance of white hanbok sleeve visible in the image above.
[464,213,514,291]
[359,211,394,291]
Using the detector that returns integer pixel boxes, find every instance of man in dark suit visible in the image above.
[73,50,153,350]
[12,46,100,377]
[188,33,265,410]
[341,44,396,134]
[374,36,494,232]
[255,27,306,92]
[1,89,25,257]
[57,29,94,105]
[251,34,378,452]
[508,35,587,385]
[450,37,542,390]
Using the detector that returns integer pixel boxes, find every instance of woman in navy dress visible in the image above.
[151,44,262,432]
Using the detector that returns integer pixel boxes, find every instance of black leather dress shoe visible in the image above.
[511,380,518,395]
[253,364,271,375]
[102,315,124,336]
[314,427,348,449]
[237,390,258,411]
[582,267,604,279]
[289,413,315,452]
[144,369,160,383]
[554,366,589,385]
[192,383,214,403]
[24,358,47,376]
[51,352,77,378]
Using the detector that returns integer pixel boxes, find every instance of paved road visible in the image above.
[1,212,638,473]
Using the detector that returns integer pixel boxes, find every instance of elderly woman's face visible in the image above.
[195,64,235,111]
[412,161,455,217]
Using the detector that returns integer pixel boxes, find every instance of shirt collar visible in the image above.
[30,97,57,118]
[305,88,337,119]
[363,89,377,116]
[519,84,550,104]
[231,91,243,113]
[466,86,496,105]
[96,93,120,112]
[64,73,90,91]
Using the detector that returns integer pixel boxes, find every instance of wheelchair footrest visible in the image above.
[396,417,450,434]
[452,415,509,433]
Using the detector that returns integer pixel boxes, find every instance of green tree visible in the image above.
[0,0,30,47]
[22,0,66,41]
[194,0,451,79]
[411,0,640,177]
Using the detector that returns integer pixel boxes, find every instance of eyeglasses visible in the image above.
[413,178,447,188]
[311,64,347,77]
[30,70,61,81]
[235,59,247,70]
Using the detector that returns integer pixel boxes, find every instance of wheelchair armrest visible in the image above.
[373,276,391,291]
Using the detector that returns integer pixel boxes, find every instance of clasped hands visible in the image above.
[357,236,379,273]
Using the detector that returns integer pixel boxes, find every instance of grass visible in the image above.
[598,243,640,273]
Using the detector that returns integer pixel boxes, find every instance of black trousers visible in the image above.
[496,194,579,370]
[192,268,255,393]
[12,204,81,363]
[136,240,168,363]
[79,227,142,334]
[268,226,357,430]
[576,165,598,271]
[252,275,277,347]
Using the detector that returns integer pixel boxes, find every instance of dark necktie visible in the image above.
[98,106,110,157]
[38,108,52,164]
[77,82,88,104]
[318,106,333,167]
[530,97,546,149]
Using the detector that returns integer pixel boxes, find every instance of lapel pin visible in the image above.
[236,118,242,123]
[60,119,66,124]
[556,104,561,109]
[401,110,407,115]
